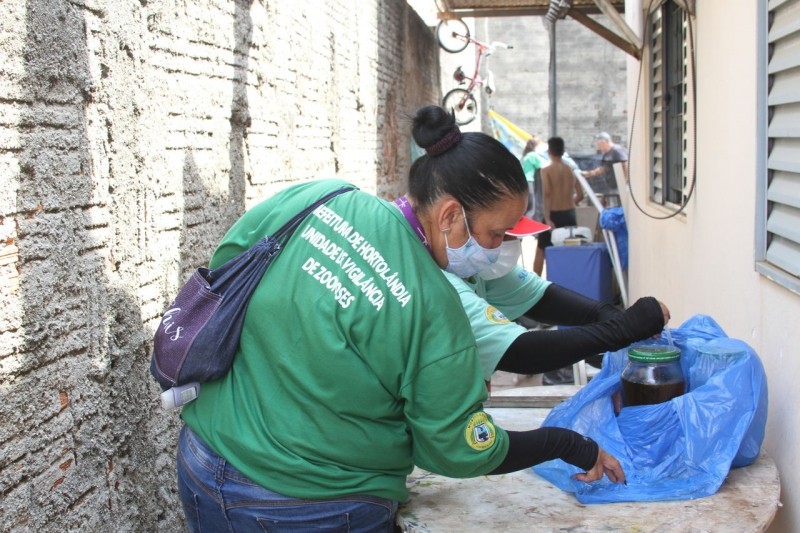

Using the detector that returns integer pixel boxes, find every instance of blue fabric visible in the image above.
[545,243,613,303]
[533,314,768,503]
[600,207,628,270]
[177,426,398,532]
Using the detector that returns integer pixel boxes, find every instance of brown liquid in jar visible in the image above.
[621,378,685,407]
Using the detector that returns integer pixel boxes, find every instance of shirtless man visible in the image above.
[532,137,584,276]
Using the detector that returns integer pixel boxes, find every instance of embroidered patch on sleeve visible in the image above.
[485,305,510,324]
[465,412,497,451]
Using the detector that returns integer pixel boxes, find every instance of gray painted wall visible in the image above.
[469,14,628,157]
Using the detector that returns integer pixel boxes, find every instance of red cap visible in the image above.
[506,216,550,237]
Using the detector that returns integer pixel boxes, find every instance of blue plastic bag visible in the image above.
[533,314,768,503]
[599,207,627,270]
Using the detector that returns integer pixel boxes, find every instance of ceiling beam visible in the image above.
[592,0,642,50]
[567,8,641,59]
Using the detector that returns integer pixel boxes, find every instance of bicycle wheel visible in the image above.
[436,19,470,53]
[443,88,478,125]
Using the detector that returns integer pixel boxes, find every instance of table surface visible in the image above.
[397,407,781,533]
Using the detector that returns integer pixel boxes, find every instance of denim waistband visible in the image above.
[179,425,396,509]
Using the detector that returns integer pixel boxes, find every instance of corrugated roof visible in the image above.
[438,0,625,18]
[437,0,638,58]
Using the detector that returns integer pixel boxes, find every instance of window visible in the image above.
[756,0,800,293]
[648,1,692,207]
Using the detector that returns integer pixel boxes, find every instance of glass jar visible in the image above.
[621,345,686,407]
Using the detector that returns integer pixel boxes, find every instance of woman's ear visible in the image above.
[436,198,462,233]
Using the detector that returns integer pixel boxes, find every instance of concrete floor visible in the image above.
[491,370,544,392]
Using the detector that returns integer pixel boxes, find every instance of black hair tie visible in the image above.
[426,126,462,156]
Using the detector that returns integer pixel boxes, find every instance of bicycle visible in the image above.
[435,18,512,125]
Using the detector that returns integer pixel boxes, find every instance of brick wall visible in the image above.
[0,0,438,530]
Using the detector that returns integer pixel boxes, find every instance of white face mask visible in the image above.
[444,207,502,278]
[478,239,522,280]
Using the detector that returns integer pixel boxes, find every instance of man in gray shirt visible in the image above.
[582,132,628,196]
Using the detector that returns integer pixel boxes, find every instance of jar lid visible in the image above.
[628,345,681,362]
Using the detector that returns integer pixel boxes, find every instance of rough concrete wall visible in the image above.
[376,1,441,200]
[0,0,438,530]
[475,14,628,155]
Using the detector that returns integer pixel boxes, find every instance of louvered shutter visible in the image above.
[766,0,800,277]
[649,1,689,206]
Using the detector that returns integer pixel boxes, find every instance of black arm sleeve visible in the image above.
[497,296,665,375]
[489,427,598,475]
[526,283,623,325]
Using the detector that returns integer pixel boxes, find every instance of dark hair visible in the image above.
[522,137,538,157]
[522,135,542,157]
[547,136,565,157]
[408,105,527,217]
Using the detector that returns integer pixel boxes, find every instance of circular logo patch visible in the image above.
[464,412,497,451]
[485,305,510,324]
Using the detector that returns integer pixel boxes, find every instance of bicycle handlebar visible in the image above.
[474,39,513,53]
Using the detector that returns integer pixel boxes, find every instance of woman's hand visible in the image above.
[659,300,671,326]
[572,447,626,484]
[611,389,624,415]
[653,300,672,339]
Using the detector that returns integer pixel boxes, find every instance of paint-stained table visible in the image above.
[397,403,781,532]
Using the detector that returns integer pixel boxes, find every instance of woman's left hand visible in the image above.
[573,447,626,485]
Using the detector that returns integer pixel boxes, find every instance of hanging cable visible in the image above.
[626,0,697,220]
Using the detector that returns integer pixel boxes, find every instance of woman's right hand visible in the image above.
[658,300,671,326]
[572,447,626,485]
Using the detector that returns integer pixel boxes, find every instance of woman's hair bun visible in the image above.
[413,105,461,156]
[412,106,455,149]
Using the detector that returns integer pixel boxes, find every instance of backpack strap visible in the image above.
[273,186,355,242]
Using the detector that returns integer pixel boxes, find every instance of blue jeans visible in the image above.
[177,425,398,532]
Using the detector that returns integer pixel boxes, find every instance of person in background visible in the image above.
[533,136,584,276]
[443,217,669,392]
[176,105,626,533]
[520,136,547,222]
[582,131,629,198]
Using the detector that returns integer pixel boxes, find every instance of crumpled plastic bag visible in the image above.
[599,207,627,270]
[533,314,768,503]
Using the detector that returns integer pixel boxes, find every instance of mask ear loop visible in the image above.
[442,203,469,249]
[458,204,475,241]
[459,204,469,225]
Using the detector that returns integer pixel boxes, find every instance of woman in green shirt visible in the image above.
[177,105,625,532]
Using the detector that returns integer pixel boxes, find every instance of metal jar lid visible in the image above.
[628,345,681,363]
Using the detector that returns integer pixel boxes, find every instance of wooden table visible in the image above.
[397,406,781,533]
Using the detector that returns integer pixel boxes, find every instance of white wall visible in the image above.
[626,1,797,531]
